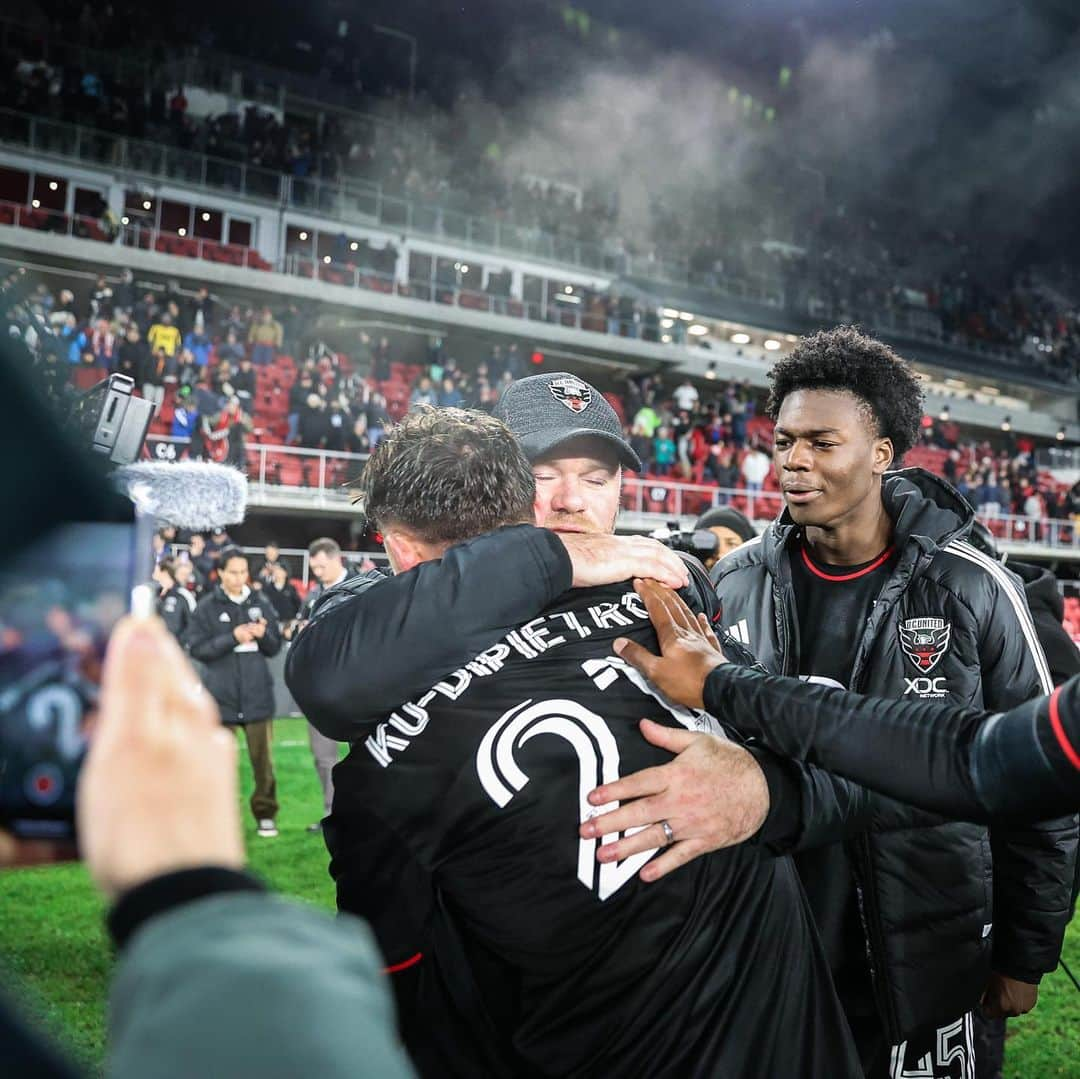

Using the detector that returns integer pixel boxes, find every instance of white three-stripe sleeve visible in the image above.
[945,542,1054,695]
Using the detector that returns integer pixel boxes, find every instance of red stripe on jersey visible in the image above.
[1048,686,1080,772]
[800,544,894,582]
[383,952,423,974]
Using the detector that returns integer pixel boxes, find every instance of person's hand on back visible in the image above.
[78,615,244,899]
[559,534,690,591]
[613,579,728,709]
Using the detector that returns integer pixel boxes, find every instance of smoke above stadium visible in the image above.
[384,0,1080,272]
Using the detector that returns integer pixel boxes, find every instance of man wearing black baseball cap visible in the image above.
[494,372,640,535]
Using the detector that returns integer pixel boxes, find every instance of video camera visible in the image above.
[649,521,718,561]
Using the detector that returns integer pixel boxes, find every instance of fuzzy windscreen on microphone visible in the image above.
[112,461,248,530]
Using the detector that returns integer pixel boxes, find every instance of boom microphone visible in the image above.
[112,461,248,531]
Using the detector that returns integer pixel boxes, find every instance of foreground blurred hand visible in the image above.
[578,581,767,882]
[77,615,243,899]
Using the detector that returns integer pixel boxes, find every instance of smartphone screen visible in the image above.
[0,522,137,841]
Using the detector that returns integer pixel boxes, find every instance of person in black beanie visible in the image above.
[695,506,757,572]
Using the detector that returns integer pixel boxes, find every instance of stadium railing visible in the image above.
[0,105,746,291]
[0,197,684,338]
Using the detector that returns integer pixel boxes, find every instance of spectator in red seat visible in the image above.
[133,291,159,330]
[286,369,315,445]
[372,336,392,382]
[90,276,113,320]
[345,416,371,455]
[248,307,283,366]
[232,356,256,409]
[437,376,464,408]
[173,348,199,391]
[673,377,699,413]
[189,285,216,331]
[183,322,212,368]
[113,268,135,313]
[147,311,182,365]
[326,399,349,452]
[629,421,653,472]
[89,319,115,368]
[115,323,146,383]
[741,442,770,495]
[170,385,200,441]
[654,426,676,476]
[409,376,438,410]
[218,327,245,366]
[298,393,330,449]
[365,391,390,449]
[139,347,168,415]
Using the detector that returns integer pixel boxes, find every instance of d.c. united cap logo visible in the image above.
[548,375,593,413]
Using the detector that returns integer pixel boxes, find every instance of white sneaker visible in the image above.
[257,819,278,837]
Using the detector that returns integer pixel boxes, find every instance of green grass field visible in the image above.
[2,717,1080,1076]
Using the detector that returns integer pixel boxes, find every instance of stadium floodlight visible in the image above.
[1001,416,1012,432]
[764,339,781,351]
[730,332,751,345]
[688,325,709,336]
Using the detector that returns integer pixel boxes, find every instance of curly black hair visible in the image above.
[766,326,924,460]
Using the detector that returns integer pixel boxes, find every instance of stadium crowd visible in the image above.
[8,267,1079,532]
[4,20,1080,382]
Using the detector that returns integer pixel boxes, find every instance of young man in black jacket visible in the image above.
[586,329,1078,1079]
[152,556,190,640]
[318,408,860,1078]
[185,547,282,837]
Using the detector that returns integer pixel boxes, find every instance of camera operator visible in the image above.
[695,506,757,572]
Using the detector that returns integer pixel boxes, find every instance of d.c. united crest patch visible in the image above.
[548,375,593,413]
[899,617,951,673]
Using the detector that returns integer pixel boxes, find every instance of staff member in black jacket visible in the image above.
[186,547,282,837]
[586,329,1077,1079]
[153,557,190,640]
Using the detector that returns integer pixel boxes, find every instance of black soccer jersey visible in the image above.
[329,583,860,1078]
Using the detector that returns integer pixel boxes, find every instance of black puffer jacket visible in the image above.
[711,468,1078,1039]
[185,586,281,725]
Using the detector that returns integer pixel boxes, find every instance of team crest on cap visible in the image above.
[899,617,951,673]
[549,376,593,414]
